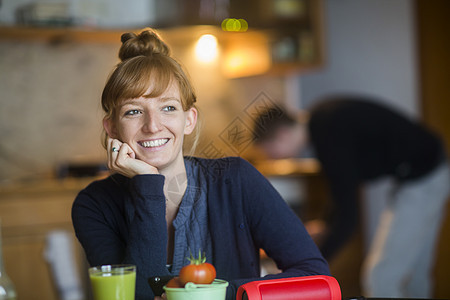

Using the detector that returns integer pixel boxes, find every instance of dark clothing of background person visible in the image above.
[307,97,445,260]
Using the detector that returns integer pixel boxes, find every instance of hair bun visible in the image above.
[118,29,170,61]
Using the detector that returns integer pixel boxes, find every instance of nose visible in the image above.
[142,110,162,133]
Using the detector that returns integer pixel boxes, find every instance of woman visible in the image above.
[72,29,330,300]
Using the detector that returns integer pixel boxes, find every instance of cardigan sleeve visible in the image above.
[240,159,330,277]
[72,178,128,266]
[217,158,330,300]
[72,174,170,299]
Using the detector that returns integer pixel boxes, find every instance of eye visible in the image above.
[163,106,177,112]
[125,109,142,116]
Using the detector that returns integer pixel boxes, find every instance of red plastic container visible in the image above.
[236,275,341,300]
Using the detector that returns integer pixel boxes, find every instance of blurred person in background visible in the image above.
[253,95,450,298]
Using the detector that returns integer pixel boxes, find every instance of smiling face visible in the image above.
[104,79,197,173]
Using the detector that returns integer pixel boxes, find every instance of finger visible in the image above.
[119,142,135,159]
[107,139,123,170]
[106,137,118,153]
[111,145,120,153]
[106,138,115,169]
[111,140,123,155]
[114,143,133,165]
[111,143,136,172]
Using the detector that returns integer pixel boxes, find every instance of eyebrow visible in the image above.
[121,96,181,106]
[158,96,181,103]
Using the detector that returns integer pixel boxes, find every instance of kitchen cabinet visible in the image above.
[0,0,324,77]
[153,0,325,75]
[0,178,94,300]
[232,0,326,74]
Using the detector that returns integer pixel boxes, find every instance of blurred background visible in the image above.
[0,0,449,299]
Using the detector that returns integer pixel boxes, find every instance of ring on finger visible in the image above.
[112,147,119,153]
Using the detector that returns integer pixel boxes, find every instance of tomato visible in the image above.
[166,277,184,288]
[179,251,216,285]
[179,262,216,285]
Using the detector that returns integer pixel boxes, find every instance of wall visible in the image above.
[300,0,418,116]
[0,40,117,182]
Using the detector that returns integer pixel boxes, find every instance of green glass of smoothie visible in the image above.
[89,264,136,300]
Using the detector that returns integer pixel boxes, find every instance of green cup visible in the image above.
[89,264,136,300]
[164,279,229,300]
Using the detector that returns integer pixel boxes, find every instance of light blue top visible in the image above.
[169,159,213,274]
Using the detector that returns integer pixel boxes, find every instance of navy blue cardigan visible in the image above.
[72,157,330,299]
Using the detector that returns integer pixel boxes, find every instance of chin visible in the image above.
[138,155,170,169]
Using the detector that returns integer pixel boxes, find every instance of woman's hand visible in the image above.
[107,138,159,177]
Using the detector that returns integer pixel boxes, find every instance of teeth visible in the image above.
[142,139,168,148]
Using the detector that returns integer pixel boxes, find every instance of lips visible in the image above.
[139,138,169,148]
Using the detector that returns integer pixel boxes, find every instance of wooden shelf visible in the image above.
[253,158,321,177]
[0,26,128,43]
